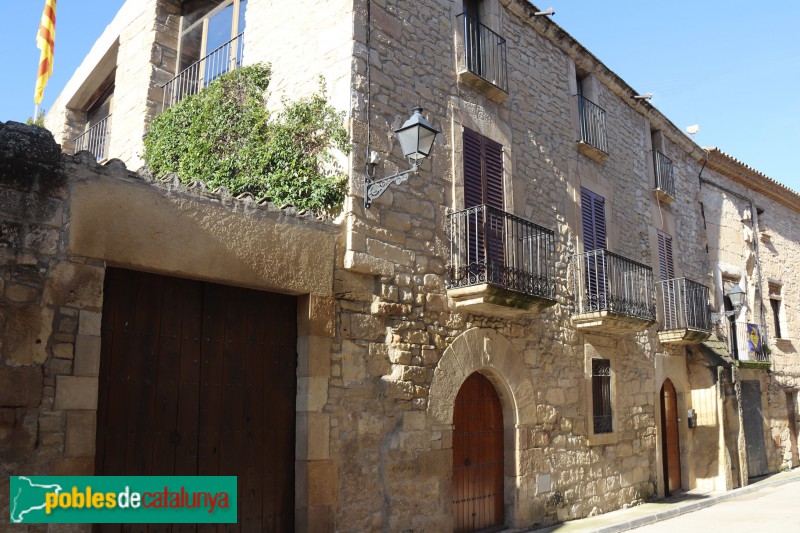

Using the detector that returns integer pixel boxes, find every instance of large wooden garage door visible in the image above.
[452,372,504,533]
[95,268,297,532]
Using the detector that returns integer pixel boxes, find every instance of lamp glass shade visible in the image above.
[395,107,439,164]
[727,285,745,311]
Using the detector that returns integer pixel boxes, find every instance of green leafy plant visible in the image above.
[143,63,349,214]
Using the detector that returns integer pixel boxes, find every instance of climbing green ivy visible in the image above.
[143,63,349,214]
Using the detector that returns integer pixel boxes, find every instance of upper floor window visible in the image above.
[651,130,675,201]
[455,0,508,98]
[769,282,786,339]
[657,231,674,281]
[463,128,504,210]
[580,187,606,252]
[575,75,608,156]
[179,0,247,73]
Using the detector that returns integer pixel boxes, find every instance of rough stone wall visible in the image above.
[701,158,800,474]
[0,122,104,533]
[331,0,719,529]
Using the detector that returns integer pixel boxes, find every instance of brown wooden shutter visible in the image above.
[580,187,606,252]
[463,128,504,209]
[657,232,674,281]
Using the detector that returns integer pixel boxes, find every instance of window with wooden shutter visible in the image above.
[657,232,675,281]
[463,128,503,209]
[580,187,606,252]
[463,128,505,283]
[580,188,607,310]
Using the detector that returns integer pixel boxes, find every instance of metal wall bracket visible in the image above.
[364,164,418,208]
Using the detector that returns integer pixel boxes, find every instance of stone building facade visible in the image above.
[4,0,795,531]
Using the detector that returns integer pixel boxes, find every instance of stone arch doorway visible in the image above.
[453,372,505,533]
[660,378,682,495]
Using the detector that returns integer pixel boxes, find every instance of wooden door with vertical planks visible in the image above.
[660,379,681,495]
[452,372,504,533]
[95,268,296,532]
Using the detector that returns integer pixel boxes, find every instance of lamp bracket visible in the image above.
[364,164,418,208]
[710,310,736,323]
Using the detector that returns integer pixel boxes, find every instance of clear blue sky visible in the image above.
[1,1,798,190]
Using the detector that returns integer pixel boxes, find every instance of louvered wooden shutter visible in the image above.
[581,187,606,251]
[581,188,607,310]
[657,232,674,281]
[463,128,504,209]
[463,128,505,283]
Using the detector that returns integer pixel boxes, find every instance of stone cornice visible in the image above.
[704,148,800,212]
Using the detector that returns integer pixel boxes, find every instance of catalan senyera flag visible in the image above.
[34,0,57,106]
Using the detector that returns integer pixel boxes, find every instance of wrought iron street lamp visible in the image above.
[364,107,439,208]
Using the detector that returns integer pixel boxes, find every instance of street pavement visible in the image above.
[529,468,800,533]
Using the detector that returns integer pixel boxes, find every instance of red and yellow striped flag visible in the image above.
[34,0,57,106]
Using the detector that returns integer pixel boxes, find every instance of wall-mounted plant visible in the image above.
[143,63,350,215]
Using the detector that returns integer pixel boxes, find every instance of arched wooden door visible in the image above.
[453,372,504,532]
[660,379,682,495]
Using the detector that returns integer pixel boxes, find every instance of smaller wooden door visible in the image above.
[452,373,504,533]
[660,379,681,495]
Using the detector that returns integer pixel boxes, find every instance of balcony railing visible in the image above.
[448,204,556,300]
[576,94,608,154]
[73,114,111,161]
[653,150,675,198]
[161,32,245,111]
[721,321,770,363]
[573,249,655,321]
[456,12,508,92]
[656,278,710,332]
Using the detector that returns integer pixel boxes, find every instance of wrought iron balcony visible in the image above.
[576,94,608,155]
[161,32,245,112]
[572,249,656,333]
[455,12,508,98]
[447,204,556,316]
[656,278,711,344]
[653,150,675,200]
[73,114,111,161]
[719,320,770,364]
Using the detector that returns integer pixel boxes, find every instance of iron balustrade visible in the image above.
[161,32,245,111]
[722,320,770,363]
[73,114,111,161]
[448,204,556,300]
[456,12,508,92]
[572,249,655,321]
[575,94,608,154]
[653,150,675,198]
[656,278,710,332]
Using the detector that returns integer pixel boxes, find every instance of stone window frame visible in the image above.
[768,279,788,341]
[449,99,514,215]
[583,343,619,446]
